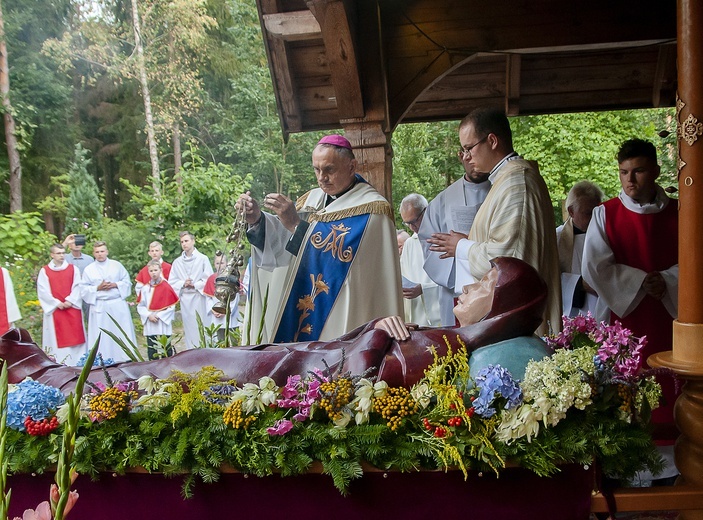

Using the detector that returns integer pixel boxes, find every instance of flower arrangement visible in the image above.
[2,316,665,496]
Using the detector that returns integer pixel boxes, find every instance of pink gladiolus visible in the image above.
[50,483,79,517]
[14,501,52,520]
[267,419,294,436]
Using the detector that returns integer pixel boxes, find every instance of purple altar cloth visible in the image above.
[7,464,593,520]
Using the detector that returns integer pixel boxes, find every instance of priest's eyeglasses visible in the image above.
[403,208,426,228]
[458,135,488,158]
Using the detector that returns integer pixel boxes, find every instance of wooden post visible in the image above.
[649,1,703,518]
[342,121,394,206]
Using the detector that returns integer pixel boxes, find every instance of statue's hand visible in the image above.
[374,316,410,341]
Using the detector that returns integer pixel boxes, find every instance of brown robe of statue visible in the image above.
[0,257,547,395]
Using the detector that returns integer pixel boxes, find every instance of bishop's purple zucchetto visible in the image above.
[317,134,352,150]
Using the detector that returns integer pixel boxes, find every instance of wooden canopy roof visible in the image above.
[256,0,677,137]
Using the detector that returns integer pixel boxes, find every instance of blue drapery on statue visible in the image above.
[274,213,370,342]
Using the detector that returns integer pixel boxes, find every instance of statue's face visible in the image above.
[453,267,499,326]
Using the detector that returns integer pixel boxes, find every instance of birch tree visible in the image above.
[0,0,21,211]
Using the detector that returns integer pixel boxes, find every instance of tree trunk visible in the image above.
[130,0,160,197]
[0,0,22,212]
[172,120,183,195]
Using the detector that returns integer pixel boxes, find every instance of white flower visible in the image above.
[496,404,540,444]
[410,382,434,409]
[56,402,70,424]
[137,375,156,394]
[232,379,280,414]
[333,410,352,428]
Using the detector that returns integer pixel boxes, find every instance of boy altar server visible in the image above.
[0,266,21,336]
[204,252,241,342]
[81,241,137,362]
[137,260,179,359]
[36,244,87,364]
[135,241,172,298]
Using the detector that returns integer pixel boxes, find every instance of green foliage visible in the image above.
[0,211,56,265]
[65,144,103,234]
[86,218,153,276]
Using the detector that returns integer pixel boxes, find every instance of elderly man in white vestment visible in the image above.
[418,145,491,326]
[399,194,442,327]
[81,241,136,362]
[556,181,603,317]
[168,231,213,350]
[426,107,561,335]
[236,134,403,344]
[37,244,87,365]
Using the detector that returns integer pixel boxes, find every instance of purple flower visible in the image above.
[267,419,294,436]
[281,375,301,399]
[473,365,522,418]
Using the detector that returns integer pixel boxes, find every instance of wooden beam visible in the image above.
[267,38,303,133]
[591,485,703,513]
[306,0,364,119]
[652,43,676,107]
[263,11,321,42]
[505,54,521,116]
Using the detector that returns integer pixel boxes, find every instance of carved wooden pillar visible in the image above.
[342,121,394,206]
[649,1,703,518]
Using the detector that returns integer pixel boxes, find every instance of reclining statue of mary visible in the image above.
[0,257,551,394]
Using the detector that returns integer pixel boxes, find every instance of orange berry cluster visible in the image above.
[223,400,256,430]
[24,416,59,436]
[88,387,138,422]
[373,387,418,431]
[617,384,634,413]
[319,377,354,421]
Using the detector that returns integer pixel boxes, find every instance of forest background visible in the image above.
[0,0,677,343]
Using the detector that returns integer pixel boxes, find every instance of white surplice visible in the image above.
[400,234,442,327]
[556,219,599,317]
[82,258,137,362]
[1,267,21,334]
[137,283,176,337]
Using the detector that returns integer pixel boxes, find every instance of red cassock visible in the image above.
[135,261,172,303]
[146,281,179,312]
[43,265,86,348]
[0,271,10,335]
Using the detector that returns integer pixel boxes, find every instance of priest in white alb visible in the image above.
[37,243,87,365]
[168,231,213,349]
[236,134,403,344]
[81,241,137,362]
[426,107,561,335]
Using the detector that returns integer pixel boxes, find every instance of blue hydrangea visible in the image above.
[473,365,523,419]
[6,380,66,431]
[76,352,115,367]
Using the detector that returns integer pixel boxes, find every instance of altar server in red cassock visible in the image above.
[134,241,172,300]
[36,244,87,365]
[583,139,678,439]
[0,266,21,336]
[138,260,179,359]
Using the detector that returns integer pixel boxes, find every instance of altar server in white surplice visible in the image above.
[37,243,87,365]
[168,231,213,349]
[418,154,490,326]
[0,267,21,336]
[236,134,403,344]
[556,181,604,317]
[426,107,561,335]
[81,241,136,362]
[399,194,442,327]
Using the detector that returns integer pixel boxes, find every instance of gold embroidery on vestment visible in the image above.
[310,223,354,262]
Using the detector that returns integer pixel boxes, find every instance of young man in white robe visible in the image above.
[0,266,21,336]
[168,231,213,349]
[399,194,442,327]
[138,260,179,359]
[556,181,603,317]
[36,244,87,365]
[418,148,490,326]
[426,107,561,335]
[81,241,137,362]
[236,134,403,344]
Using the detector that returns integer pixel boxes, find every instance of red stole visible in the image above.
[0,270,10,335]
[604,196,678,429]
[44,264,86,348]
[203,273,217,298]
[147,281,179,311]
